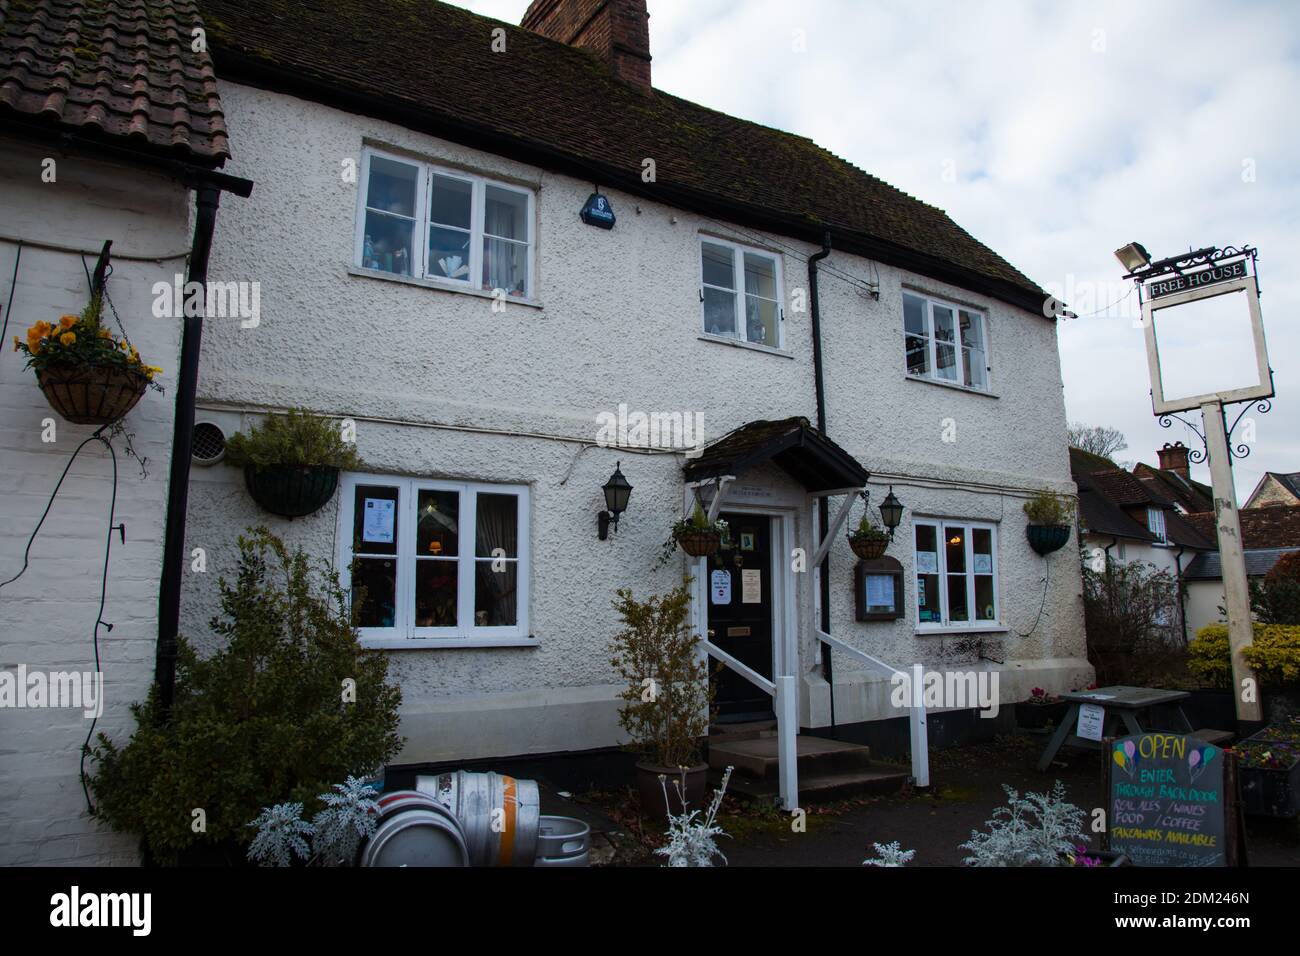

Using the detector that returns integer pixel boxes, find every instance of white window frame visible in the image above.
[912,518,1001,631]
[354,147,536,299]
[337,472,533,649]
[698,236,785,349]
[1147,506,1168,545]
[903,291,991,391]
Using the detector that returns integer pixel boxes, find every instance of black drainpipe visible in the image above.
[155,174,252,718]
[808,230,835,733]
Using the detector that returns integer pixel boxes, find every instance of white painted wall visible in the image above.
[181,82,1089,763]
[0,138,190,864]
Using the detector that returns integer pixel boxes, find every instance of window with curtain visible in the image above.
[699,237,783,347]
[913,518,999,629]
[339,473,530,646]
[357,148,535,298]
[903,291,990,391]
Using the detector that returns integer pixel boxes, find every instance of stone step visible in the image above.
[708,719,777,743]
[708,734,874,780]
[713,765,910,803]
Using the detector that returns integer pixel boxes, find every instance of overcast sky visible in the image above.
[457,0,1299,503]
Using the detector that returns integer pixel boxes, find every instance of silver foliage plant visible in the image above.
[960,781,1086,867]
[656,766,732,867]
[247,776,379,867]
[863,841,915,867]
[247,802,314,868]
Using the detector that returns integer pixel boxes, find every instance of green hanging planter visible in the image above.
[244,464,340,518]
[1026,523,1071,556]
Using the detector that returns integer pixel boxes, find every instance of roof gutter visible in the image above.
[808,230,836,731]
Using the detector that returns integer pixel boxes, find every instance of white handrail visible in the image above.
[815,629,902,678]
[702,640,776,696]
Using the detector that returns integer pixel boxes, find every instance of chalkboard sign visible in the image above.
[1105,733,1242,867]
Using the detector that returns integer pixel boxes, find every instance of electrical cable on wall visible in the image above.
[1,240,23,361]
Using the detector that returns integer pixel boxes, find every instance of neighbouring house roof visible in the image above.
[1184,505,1300,552]
[1068,446,1120,476]
[1184,547,1300,581]
[191,0,1051,315]
[1246,471,1300,506]
[1068,448,1213,549]
[1132,461,1214,514]
[684,417,869,493]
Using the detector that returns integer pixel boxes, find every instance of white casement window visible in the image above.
[356,148,535,299]
[700,237,784,348]
[903,291,989,390]
[337,473,531,648]
[913,519,1000,629]
[1147,507,1168,545]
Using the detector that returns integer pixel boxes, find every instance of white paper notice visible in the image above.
[741,569,761,604]
[916,552,938,574]
[1076,702,1105,742]
[711,570,732,605]
[866,574,894,610]
[363,498,395,544]
[973,554,992,574]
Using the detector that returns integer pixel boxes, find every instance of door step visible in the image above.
[708,719,777,744]
[716,766,911,803]
[707,733,908,803]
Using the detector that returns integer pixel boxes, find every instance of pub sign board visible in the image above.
[1145,258,1248,300]
[1106,733,1240,867]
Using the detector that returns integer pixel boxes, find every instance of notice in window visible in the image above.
[741,569,761,604]
[916,551,938,574]
[363,498,395,544]
[711,569,732,605]
[973,554,992,574]
[866,574,894,611]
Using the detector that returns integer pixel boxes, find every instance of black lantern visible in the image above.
[599,462,633,539]
[879,486,904,541]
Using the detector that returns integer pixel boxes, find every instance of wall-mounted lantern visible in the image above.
[879,487,904,542]
[598,462,633,540]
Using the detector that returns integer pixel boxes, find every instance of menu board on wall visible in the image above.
[1106,733,1239,867]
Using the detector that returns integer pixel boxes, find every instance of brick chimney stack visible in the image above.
[521,0,652,92]
[1157,441,1191,479]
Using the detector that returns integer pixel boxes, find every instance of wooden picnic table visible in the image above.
[1035,685,1201,772]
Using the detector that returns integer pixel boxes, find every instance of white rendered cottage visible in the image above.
[174,0,1092,804]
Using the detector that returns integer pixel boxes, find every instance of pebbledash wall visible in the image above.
[0,138,190,865]
[179,81,1090,765]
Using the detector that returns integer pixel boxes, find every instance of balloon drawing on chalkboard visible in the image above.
[1112,740,1137,778]
[1188,744,1217,783]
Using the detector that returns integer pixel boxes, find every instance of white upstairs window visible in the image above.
[903,291,989,390]
[356,148,535,299]
[700,237,784,348]
[1147,507,1168,545]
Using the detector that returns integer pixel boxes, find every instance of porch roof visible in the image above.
[683,417,869,493]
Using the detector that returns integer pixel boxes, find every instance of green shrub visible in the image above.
[609,581,714,768]
[224,407,363,470]
[1188,623,1300,687]
[1023,490,1074,526]
[1250,551,1300,625]
[88,529,402,863]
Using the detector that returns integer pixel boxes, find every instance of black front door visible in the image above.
[707,513,775,722]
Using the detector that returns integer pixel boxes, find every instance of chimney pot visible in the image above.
[1157,441,1191,479]
[521,0,652,92]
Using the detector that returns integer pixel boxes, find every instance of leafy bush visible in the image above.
[88,529,402,863]
[1082,556,1185,685]
[1023,490,1074,526]
[609,581,714,768]
[1188,623,1300,687]
[224,407,363,470]
[961,781,1086,867]
[1250,551,1300,625]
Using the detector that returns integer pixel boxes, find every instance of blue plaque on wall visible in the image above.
[580,192,616,229]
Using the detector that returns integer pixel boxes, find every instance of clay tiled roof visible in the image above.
[193,0,1049,314]
[1133,462,1214,514]
[0,0,229,164]
[1185,505,1300,552]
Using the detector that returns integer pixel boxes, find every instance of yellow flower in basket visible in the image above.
[99,328,112,340]
[59,314,77,330]
[60,332,76,346]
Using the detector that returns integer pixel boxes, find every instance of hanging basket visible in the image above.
[37,364,148,426]
[244,464,340,518]
[848,535,889,560]
[1026,523,1071,556]
[675,529,721,558]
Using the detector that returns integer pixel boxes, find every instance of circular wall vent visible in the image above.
[192,421,227,466]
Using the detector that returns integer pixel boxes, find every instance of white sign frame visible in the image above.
[1141,273,1273,414]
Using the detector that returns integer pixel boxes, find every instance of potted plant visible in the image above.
[609,582,715,822]
[12,294,162,425]
[847,513,890,560]
[1235,724,1300,819]
[1015,687,1068,731]
[1023,489,1074,555]
[225,408,363,518]
[671,503,727,558]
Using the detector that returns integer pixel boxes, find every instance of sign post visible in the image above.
[1124,244,1272,724]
